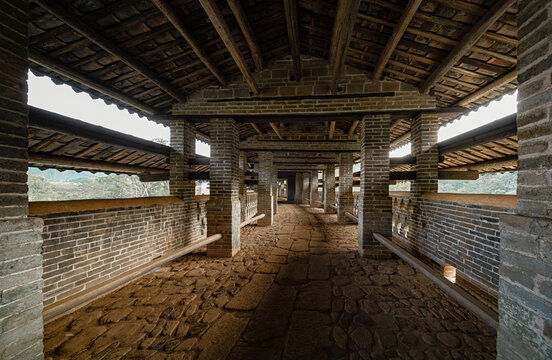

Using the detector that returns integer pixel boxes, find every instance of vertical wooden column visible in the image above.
[310,170,319,207]
[498,0,552,357]
[207,118,241,257]
[358,114,392,258]
[338,153,354,224]
[324,163,336,213]
[410,113,439,245]
[257,152,273,226]
[0,1,45,358]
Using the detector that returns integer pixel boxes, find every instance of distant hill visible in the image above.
[28,168,105,183]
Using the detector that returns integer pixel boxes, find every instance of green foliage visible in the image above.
[28,169,169,201]
[438,172,517,194]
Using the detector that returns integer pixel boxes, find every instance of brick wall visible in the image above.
[392,193,514,308]
[324,164,336,213]
[39,199,207,308]
[498,0,552,357]
[338,153,354,224]
[173,58,434,116]
[0,1,45,359]
[257,152,273,226]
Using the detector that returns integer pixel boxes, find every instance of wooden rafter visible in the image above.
[329,0,361,92]
[199,0,259,94]
[251,123,263,135]
[270,123,283,140]
[33,0,187,104]
[329,121,336,140]
[457,70,517,108]
[29,50,157,115]
[347,120,359,136]
[283,0,301,81]
[372,0,423,80]
[420,0,517,94]
[151,0,226,86]
[227,0,263,72]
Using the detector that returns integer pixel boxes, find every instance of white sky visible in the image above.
[28,72,516,159]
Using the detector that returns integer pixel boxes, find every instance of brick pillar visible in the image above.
[302,173,310,204]
[295,173,302,204]
[338,153,354,224]
[497,1,552,358]
[257,152,273,226]
[310,170,319,207]
[324,164,336,213]
[358,114,392,258]
[206,118,240,257]
[272,168,278,215]
[0,1,45,359]
[239,151,247,221]
[410,113,439,245]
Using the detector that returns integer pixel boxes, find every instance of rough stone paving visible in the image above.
[43,205,496,359]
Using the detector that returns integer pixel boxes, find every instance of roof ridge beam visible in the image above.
[151,0,226,86]
[199,0,259,95]
[372,0,423,80]
[330,0,361,92]
[283,0,301,81]
[420,0,517,94]
[33,0,187,103]
[227,0,263,72]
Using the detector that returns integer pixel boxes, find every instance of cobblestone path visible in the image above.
[44,204,497,359]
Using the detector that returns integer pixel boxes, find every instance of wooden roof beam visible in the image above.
[457,70,517,108]
[227,0,263,71]
[347,120,359,136]
[199,0,259,94]
[283,0,301,81]
[269,123,283,140]
[330,0,361,92]
[151,0,226,86]
[251,123,263,135]
[372,0,423,80]
[329,121,336,140]
[33,0,187,104]
[420,0,516,94]
[29,50,157,115]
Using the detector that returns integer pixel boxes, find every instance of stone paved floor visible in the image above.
[44,204,497,359]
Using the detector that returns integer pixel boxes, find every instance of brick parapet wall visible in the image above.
[338,153,354,224]
[173,59,435,116]
[0,1,45,359]
[40,199,207,308]
[391,193,513,307]
[206,118,241,257]
[358,114,392,258]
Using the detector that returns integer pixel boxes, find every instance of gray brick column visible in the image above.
[0,1,45,359]
[295,173,302,204]
[257,152,273,226]
[497,1,552,358]
[272,168,278,215]
[239,151,247,221]
[358,114,392,258]
[324,163,336,213]
[206,118,240,257]
[302,173,310,204]
[410,113,439,248]
[338,153,354,224]
[310,170,319,207]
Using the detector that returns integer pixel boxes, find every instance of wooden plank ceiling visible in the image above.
[28,0,518,156]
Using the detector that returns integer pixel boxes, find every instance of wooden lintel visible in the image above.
[329,121,336,140]
[227,0,263,71]
[283,0,301,81]
[29,50,156,115]
[34,0,187,103]
[269,122,283,140]
[420,0,517,94]
[372,0,423,80]
[151,0,226,85]
[329,0,361,92]
[199,0,259,94]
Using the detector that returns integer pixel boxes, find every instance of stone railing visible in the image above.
[243,192,258,221]
[390,191,516,308]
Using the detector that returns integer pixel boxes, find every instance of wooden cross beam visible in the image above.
[329,0,361,92]
[33,0,187,103]
[199,0,259,94]
[151,0,226,85]
[420,0,517,94]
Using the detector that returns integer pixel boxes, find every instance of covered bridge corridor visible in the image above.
[1,0,551,359]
